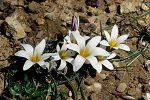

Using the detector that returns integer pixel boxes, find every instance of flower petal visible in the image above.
[73,55,86,72]
[97,63,102,73]
[117,34,129,43]
[51,53,60,61]
[107,53,116,59]
[61,43,67,51]
[41,53,51,60]
[64,35,71,43]
[15,50,30,59]
[104,30,111,41]
[86,36,101,49]
[73,32,85,48]
[37,60,45,67]
[83,36,90,40]
[34,39,46,56]
[92,47,110,56]
[21,44,33,55]
[56,44,60,52]
[58,60,66,70]
[66,44,80,53]
[100,40,110,46]
[40,62,49,69]
[118,44,130,51]
[23,60,35,71]
[111,25,118,40]
[101,60,114,70]
[65,57,74,63]
[87,56,100,73]
[44,62,50,69]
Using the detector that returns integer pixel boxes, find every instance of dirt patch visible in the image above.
[0,0,150,99]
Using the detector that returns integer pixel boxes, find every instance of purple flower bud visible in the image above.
[71,16,79,31]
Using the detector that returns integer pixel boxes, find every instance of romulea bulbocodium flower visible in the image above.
[50,43,74,70]
[15,39,51,71]
[100,24,130,51]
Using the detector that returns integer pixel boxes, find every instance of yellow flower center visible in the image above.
[59,50,68,60]
[30,55,41,63]
[109,40,118,48]
[97,56,104,61]
[80,48,90,58]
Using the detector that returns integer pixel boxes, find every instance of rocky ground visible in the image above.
[0,0,150,100]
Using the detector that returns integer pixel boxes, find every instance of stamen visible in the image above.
[97,56,104,61]
[80,48,90,58]
[30,55,40,62]
[109,40,118,48]
[59,50,68,60]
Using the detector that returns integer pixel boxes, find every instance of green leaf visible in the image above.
[24,81,35,94]
[9,87,20,96]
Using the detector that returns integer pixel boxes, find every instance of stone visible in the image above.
[85,82,102,93]
[0,35,13,70]
[117,83,127,92]
[141,3,149,10]
[5,9,26,39]
[120,0,141,14]
[36,17,45,25]
[98,73,107,79]
[145,60,150,71]
[114,71,126,80]
[138,14,150,26]
[127,88,137,96]
[0,74,6,94]
[5,0,24,6]
[93,82,102,91]
[113,61,120,68]
[36,31,45,39]
[28,1,42,13]
[87,6,98,16]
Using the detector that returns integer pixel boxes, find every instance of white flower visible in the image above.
[50,43,74,70]
[100,25,130,51]
[66,34,110,73]
[96,52,116,73]
[15,39,51,71]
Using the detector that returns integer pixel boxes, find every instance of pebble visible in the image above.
[117,83,127,92]
[36,17,45,25]
[98,73,107,79]
[86,82,102,92]
[36,31,45,39]
[141,3,149,10]
[114,71,126,80]
[93,82,102,91]
[113,61,120,68]
[127,88,136,96]
[5,13,26,39]
[145,60,150,71]
[120,0,141,13]
[28,1,41,13]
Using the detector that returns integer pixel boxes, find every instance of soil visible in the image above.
[0,0,150,100]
